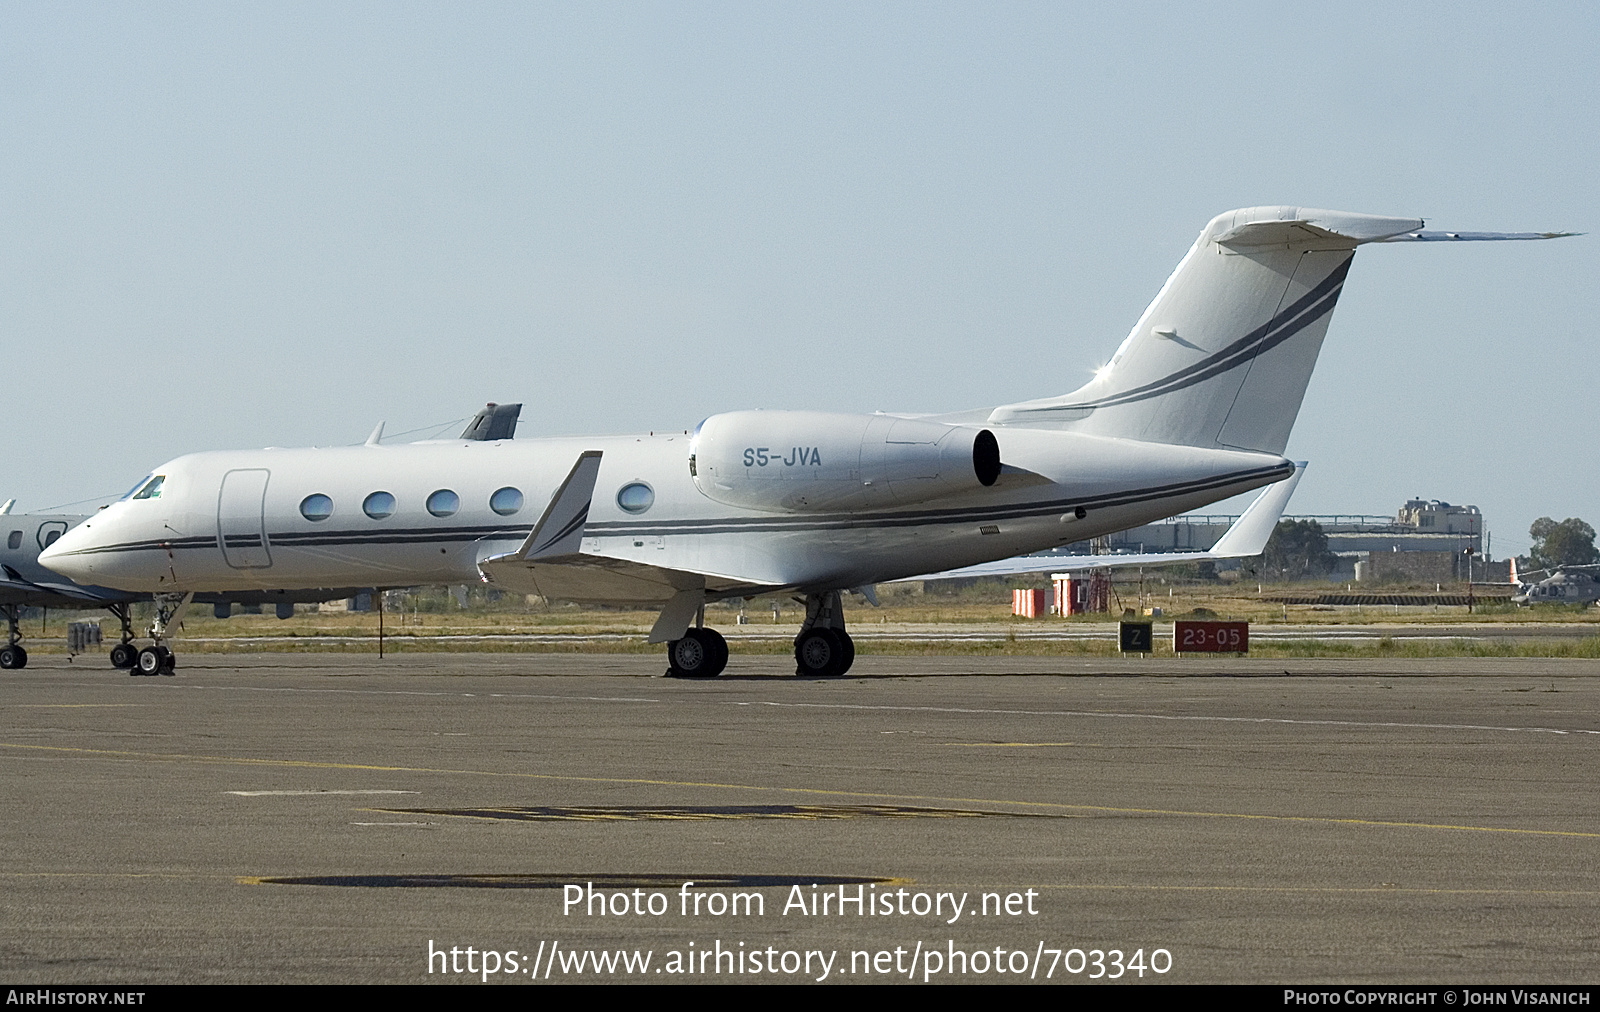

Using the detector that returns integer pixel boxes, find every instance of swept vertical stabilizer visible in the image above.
[988,207,1574,455]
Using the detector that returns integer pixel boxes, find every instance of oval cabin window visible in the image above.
[363,491,396,520]
[617,482,655,514]
[490,487,524,516]
[299,494,333,521]
[426,489,460,517]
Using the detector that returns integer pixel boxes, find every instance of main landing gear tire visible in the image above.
[109,643,138,670]
[136,646,175,677]
[794,629,853,678]
[0,645,27,670]
[666,627,729,678]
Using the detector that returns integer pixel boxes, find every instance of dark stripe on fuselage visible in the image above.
[56,535,219,556]
[52,525,531,558]
[1043,256,1351,411]
[268,523,532,548]
[53,462,1291,557]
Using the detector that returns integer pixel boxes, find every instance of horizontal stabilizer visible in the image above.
[1215,211,1423,250]
[1375,230,1580,243]
[899,462,1304,581]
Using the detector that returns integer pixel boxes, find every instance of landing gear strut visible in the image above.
[0,604,27,670]
[134,592,191,677]
[793,590,855,678]
[665,604,728,678]
[107,603,138,670]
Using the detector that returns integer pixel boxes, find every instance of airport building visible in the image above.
[1050,497,1505,583]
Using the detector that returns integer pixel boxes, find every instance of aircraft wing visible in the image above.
[0,564,136,607]
[476,451,778,606]
[900,463,1305,581]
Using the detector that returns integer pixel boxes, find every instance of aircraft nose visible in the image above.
[38,524,99,584]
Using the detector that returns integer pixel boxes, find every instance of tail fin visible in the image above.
[988,207,1573,455]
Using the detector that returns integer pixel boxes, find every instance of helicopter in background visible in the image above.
[1507,559,1600,606]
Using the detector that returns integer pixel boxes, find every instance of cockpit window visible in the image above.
[131,475,166,500]
[120,475,152,501]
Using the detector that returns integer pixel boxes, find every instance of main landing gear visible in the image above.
[660,590,858,679]
[665,599,729,678]
[130,592,191,677]
[793,590,855,678]
[0,604,27,670]
[666,626,729,678]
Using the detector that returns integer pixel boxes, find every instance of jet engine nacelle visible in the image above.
[690,410,1001,513]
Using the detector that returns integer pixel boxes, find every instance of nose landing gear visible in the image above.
[129,592,191,677]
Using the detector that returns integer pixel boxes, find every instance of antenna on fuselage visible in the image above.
[365,421,385,447]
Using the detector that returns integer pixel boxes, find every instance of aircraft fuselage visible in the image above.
[41,426,1290,599]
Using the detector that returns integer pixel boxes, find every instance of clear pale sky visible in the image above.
[2,3,1593,557]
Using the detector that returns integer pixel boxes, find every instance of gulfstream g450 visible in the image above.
[40,207,1573,676]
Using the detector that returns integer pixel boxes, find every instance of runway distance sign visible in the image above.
[1172,620,1248,653]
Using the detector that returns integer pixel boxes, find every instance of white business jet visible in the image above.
[39,207,1572,677]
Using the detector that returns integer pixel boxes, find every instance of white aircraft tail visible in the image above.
[988,208,1574,455]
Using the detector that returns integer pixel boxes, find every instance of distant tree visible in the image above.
[1529,517,1599,570]
[1261,519,1339,579]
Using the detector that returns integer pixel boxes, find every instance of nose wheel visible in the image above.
[136,646,175,676]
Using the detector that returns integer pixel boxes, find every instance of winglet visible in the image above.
[514,451,604,561]
[1207,462,1306,558]
[365,421,385,447]
[0,499,12,515]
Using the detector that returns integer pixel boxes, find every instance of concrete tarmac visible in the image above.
[3,652,1599,985]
